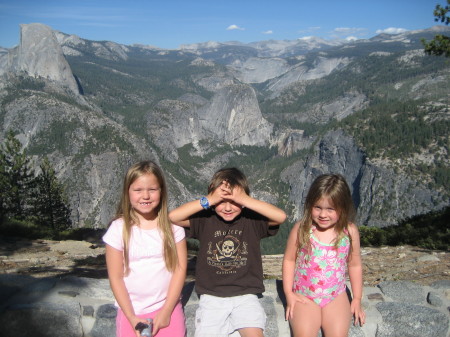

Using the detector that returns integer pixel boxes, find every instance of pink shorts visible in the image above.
[116,302,186,337]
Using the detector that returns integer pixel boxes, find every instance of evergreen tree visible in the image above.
[422,1,450,57]
[0,150,7,224]
[0,130,35,221]
[33,156,72,232]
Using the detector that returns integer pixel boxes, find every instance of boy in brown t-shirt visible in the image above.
[169,167,286,337]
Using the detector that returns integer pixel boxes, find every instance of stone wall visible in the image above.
[0,275,448,337]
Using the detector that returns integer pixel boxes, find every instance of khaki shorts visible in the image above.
[194,294,266,337]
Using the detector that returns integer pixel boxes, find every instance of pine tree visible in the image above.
[0,130,35,221]
[33,156,72,233]
[0,150,8,224]
[422,1,450,57]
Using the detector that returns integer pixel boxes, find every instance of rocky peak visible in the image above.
[2,23,79,95]
[198,83,273,146]
[146,83,274,163]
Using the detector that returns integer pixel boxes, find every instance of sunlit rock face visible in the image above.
[197,84,273,146]
[13,23,79,94]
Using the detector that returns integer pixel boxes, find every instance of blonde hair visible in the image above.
[113,161,178,274]
[297,174,356,253]
[208,167,250,195]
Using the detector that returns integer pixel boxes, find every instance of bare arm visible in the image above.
[151,238,187,335]
[282,222,308,320]
[347,223,365,326]
[168,199,202,227]
[168,185,228,226]
[105,244,144,337]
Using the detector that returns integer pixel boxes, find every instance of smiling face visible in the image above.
[311,197,340,230]
[128,173,161,221]
[214,200,242,222]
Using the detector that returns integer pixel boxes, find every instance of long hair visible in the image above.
[208,167,250,195]
[297,174,356,253]
[113,160,178,274]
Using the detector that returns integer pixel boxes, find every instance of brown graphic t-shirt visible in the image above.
[189,208,278,297]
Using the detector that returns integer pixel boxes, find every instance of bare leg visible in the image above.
[238,327,264,337]
[289,299,321,337]
[321,291,351,337]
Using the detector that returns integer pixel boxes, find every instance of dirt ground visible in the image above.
[0,236,449,286]
[261,245,450,286]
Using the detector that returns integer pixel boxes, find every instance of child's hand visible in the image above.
[207,181,230,205]
[152,308,171,336]
[220,181,249,205]
[351,298,366,326]
[131,316,150,337]
[285,292,310,321]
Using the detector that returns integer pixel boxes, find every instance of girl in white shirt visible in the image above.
[103,161,187,337]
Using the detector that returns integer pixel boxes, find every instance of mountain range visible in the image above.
[0,23,448,253]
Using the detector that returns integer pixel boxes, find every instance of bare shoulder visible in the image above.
[290,221,301,233]
[347,222,360,236]
[285,221,301,241]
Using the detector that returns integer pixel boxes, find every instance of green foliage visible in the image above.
[359,226,387,247]
[0,219,105,241]
[342,100,447,157]
[434,0,450,25]
[0,130,35,221]
[422,0,450,57]
[341,100,450,193]
[423,34,450,57]
[12,76,46,91]
[0,132,72,238]
[360,206,449,250]
[32,157,72,233]
[0,218,53,239]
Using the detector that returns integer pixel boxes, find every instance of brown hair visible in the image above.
[113,160,178,274]
[297,173,356,253]
[208,167,250,195]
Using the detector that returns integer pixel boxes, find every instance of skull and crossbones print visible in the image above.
[216,238,239,259]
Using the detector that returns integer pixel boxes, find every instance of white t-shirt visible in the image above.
[103,218,185,314]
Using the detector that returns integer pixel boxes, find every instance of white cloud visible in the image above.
[346,36,358,41]
[262,30,273,35]
[226,24,245,31]
[376,27,408,35]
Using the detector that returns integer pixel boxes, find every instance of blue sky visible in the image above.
[0,0,443,49]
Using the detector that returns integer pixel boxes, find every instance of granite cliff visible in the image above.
[281,130,447,227]
[0,23,79,95]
